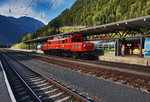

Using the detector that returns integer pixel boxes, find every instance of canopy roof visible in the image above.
[24,15,150,44]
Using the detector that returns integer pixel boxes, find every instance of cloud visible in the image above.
[0,0,47,24]
[38,0,64,8]
[50,0,64,8]
[0,0,66,24]
[0,0,33,17]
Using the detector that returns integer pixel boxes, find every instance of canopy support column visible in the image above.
[139,36,143,58]
[27,43,30,50]
[116,38,121,56]
[35,43,38,50]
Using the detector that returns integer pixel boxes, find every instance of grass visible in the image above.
[11,42,35,49]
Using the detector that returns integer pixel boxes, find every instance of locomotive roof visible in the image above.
[48,37,72,41]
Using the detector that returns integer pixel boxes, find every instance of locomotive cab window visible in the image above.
[49,42,51,45]
[77,39,81,42]
[63,40,65,44]
[72,39,76,42]
[66,39,68,43]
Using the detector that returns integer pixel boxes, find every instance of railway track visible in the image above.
[2,49,150,93]
[0,55,40,102]
[9,51,150,94]
[22,52,150,76]
[11,49,150,73]
[0,53,91,102]
[6,49,150,73]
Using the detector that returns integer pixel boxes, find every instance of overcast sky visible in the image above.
[0,0,76,24]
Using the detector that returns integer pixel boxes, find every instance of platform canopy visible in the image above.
[24,15,150,44]
[70,15,150,35]
[24,36,49,44]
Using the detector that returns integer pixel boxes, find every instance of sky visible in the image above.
[0,0,76,24]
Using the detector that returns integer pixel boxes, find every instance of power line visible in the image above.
[37,2,60,14]
[36,2,61,22]
[18,0,60,23]
[8,0,11,15]
[21,0,36,16]
[9,0,18,15]
[14,0,18,7]
[9,8,11,13]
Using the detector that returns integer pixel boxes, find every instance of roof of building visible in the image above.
[24,15,150,44]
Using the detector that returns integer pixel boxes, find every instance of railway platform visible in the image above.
[9,48,150,66]
[0,61,15,102]
[99,55,150,66]
[9,48,43,54]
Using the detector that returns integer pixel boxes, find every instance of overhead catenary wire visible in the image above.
[9,8,11,13]
[8,0,18,14]
[8,0,12,15]
[19,0,59,23]
[8,0,18,16]
[21,0,36,16]
[36,1,61,23]
[7,0,61,24]
[13,0,17,7]
[37,2,60,14]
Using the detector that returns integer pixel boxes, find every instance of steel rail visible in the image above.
[1,54,42,102]
[6,53,91,102]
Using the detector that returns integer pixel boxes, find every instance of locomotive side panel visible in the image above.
[42,34,96,59]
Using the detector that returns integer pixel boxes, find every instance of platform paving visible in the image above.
[9,48,150,66]
[99,55,150,66]
[0,61,13,102]
[8,53,150,102]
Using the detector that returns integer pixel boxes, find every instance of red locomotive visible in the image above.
[42,34,95,59]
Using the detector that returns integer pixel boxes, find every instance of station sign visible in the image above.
[144,38,150,57]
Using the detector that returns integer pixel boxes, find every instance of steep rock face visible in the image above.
[0,15,45,44]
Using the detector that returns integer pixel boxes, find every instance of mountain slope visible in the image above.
[48,0,150,27]
[0,15,45,44]
[26,0,150,40]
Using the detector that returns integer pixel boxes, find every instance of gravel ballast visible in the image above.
[10,53,150,102]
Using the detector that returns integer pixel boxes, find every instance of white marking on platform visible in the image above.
[0,60,16,102]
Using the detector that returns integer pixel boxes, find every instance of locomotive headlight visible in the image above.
[83,44,86,47]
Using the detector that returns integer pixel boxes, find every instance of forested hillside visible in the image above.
[49,0,150,27]
[22,0,150,41]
